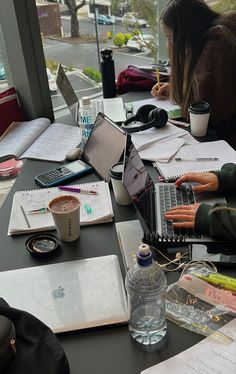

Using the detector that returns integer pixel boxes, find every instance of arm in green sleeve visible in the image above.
[195,202,236,240]
[214,163,236,193]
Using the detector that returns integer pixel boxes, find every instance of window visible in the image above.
[0,0,168,122]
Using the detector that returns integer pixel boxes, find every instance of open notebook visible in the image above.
[0,255,129,333]
[8,180,113,235]
[154,140,236,181]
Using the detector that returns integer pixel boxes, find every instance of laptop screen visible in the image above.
[122,136,156,233]
[56,64,79,123]
[82,113,126,182]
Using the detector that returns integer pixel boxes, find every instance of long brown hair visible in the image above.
[161,0,236,117]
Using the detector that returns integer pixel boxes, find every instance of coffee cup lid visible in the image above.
[188,101,210,114]
[109,162,124,180]
[25,234,59,257]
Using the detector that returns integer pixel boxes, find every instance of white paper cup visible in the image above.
[109,163,132,206]
[189,101,211,137]
[48,195,80,242]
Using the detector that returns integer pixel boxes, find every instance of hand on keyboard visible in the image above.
[175,172,219,193]
[164,203,201,228]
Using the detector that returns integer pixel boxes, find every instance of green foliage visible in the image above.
[113,32,125,47]
[124,33,132,44]
[83,67,101,83]
[46,59,58,73]
[213,0,236,12]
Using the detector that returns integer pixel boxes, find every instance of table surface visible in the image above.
[1,160,235,374]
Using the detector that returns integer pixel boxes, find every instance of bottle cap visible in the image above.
[137,244,153,266]
[101,48,113,60]
[81,96,91,106]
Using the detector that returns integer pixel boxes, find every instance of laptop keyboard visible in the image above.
[159,184,201,238]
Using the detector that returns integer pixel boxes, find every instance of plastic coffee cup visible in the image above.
[48,195,80,242]
[109,163,132,206]
[188,101,211,137]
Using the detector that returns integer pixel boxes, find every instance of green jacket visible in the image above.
[195,163,236,240]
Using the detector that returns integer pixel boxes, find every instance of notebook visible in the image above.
[56,64,126,123]
[154,140,236,181]
[8,180,113,235]
[0,255,129,333]
[122,136,229,245]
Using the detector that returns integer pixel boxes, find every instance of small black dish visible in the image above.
[25,234,59,257]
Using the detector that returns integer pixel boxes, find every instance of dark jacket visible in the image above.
[194,11,236,145]
[195,163,236,240]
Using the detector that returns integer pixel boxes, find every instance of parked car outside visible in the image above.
[122,13,148,28]
[0,63,6,80]
[46,68,57,94]
[126,34,155,53]
[95,14,114,25]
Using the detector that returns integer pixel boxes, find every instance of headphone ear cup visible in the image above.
[135,105,157,123]
[151,108,168,128]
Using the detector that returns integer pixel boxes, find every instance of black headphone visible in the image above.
[122,104,168,133]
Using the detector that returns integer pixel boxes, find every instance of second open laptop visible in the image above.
[56,64,126,123]
[122,136,228,245]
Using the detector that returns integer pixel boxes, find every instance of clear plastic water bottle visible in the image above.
[78,96,94,148]
[125,244,167,345]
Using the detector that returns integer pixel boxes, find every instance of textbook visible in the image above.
[153,140,236,181]
[8,180,113,235]
[0,118,82,163]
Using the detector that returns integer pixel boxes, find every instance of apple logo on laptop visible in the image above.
[51,285,65,299]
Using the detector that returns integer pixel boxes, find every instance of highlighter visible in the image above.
[194,273,236,292]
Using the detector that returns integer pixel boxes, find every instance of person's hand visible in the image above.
[151,82,170,99]
[175,172,219,193]
[164,203,200,228]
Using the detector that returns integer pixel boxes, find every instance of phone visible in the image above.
[34,160,93,188]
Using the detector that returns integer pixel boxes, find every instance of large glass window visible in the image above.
[36,0,164,118]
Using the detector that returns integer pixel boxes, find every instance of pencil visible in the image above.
[21,205,31,228]
[156,67,160,90]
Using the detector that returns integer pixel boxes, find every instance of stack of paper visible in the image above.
[8,181,113,235]
[131,123,193,162]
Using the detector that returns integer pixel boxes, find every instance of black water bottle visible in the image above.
[100,48,117,98]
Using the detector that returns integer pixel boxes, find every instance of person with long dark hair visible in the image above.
[152,0,236,147]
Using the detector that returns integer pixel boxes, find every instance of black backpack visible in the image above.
[0,298,70,374]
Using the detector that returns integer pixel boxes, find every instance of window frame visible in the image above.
[0,0,54,121]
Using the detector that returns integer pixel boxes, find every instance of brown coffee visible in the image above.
[49,195,80,213]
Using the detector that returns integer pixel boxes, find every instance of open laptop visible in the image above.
[82,112,126,182]
[56,64,126,123]
[122,136,234,246]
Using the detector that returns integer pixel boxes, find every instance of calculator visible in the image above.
[35,160,93,188]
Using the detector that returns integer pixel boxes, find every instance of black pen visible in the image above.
[175,157,219,161]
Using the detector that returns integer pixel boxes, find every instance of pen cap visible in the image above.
[109,163,132,206]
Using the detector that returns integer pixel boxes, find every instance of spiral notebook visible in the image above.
[8,180,113,235]
[153,140,236,181]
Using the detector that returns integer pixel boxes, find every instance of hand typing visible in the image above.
[175,172,219,192]
[164,203,201,228]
